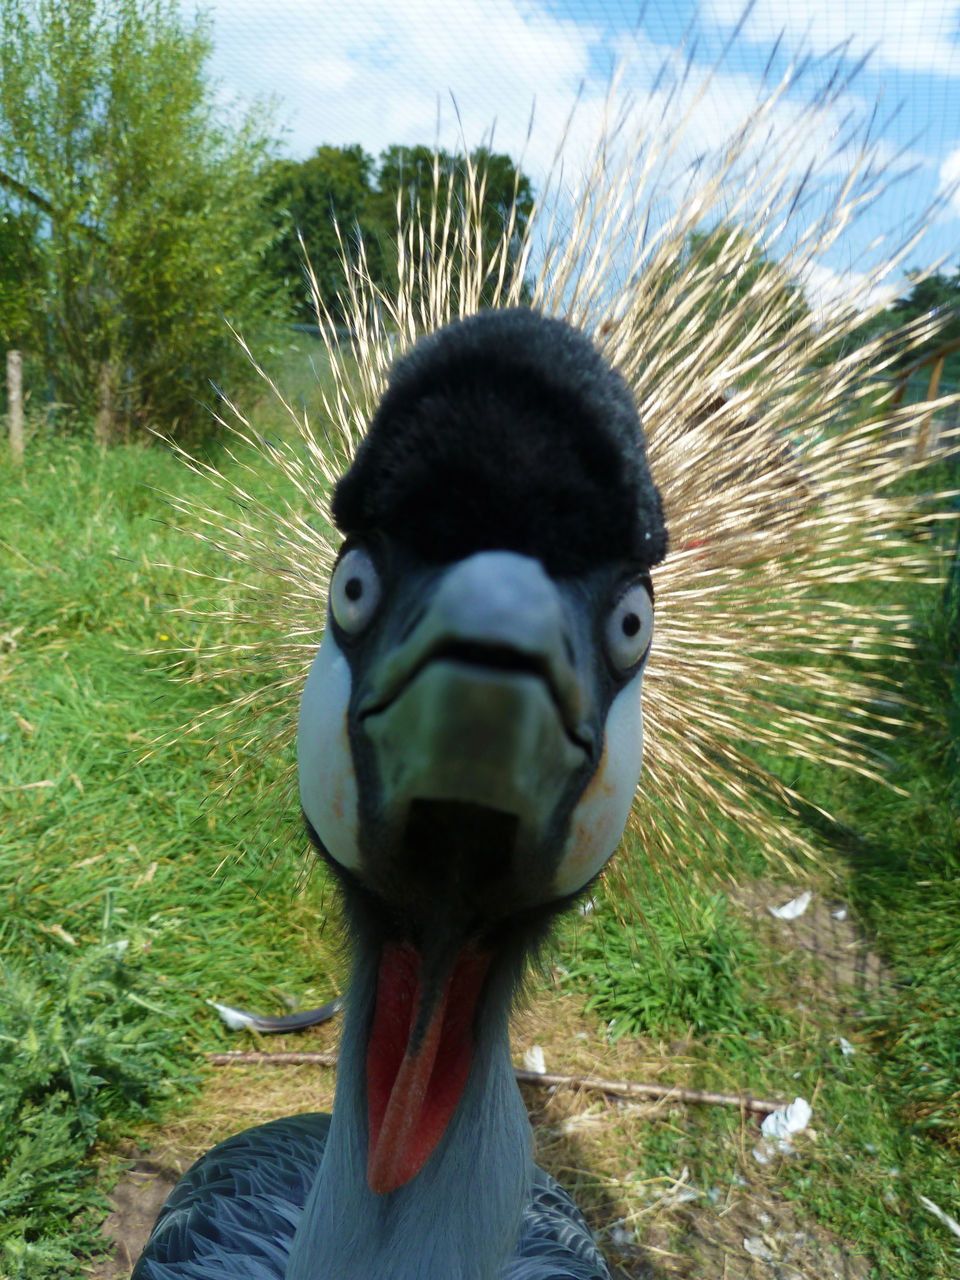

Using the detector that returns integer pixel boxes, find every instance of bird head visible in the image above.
[297,308,666,1194]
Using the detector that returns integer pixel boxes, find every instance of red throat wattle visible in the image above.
[366,940,490,1194]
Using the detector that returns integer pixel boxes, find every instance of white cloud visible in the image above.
[941,145,960,215]
[702,0,960,78]
[203,0,605,170]
[193,1,957,277]
[800,259,901,321]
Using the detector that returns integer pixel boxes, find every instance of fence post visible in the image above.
[94,362,113,447]
[914,353,945,461]
[7,349,23,464]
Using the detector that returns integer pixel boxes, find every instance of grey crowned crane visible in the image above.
[133,307,667,1279]
[133,49,960,1278]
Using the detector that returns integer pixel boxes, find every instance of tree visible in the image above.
[634,224,810,394]
[680,227,807,341]
[373,143,534,314]
[0,208,41,351]
[891,270,960,354]
[850,270,960,372]
[267,145,392,326]
[0,0,289,441]
[267,143,534,326]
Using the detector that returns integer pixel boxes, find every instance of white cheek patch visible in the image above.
[297,628,362,872]
[554,673,645,897]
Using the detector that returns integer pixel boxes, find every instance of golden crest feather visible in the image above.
[153,46,960,893]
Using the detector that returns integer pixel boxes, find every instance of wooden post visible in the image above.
[7,349,23,463]
[914,353,945,461]
[94,361,115,447]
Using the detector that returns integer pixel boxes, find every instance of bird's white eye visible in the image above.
[604,582,653,672]
[330,547,382,634]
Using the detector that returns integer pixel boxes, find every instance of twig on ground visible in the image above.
[207,1051,338,1067]
[204,1051,781,1115]
[514,1069,781,1114]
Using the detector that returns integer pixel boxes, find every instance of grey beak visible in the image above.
[357,552,594,842]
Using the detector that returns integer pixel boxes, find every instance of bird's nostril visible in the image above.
[429,640,549,679]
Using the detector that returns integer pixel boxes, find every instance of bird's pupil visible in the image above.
[622,612,640,637]
[345,576,363,602]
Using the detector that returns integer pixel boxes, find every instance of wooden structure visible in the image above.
[6,349,23,463]
[891,335,960,460]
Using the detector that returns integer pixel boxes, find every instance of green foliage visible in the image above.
[945,525,960,784]
[1,435,341,1270]
[853,269,960,385]
[890,270,960,345]
[268,144,394,325]
[0,946,181,1270]
[563,879,792,1042]
[0,208,41,351]
[0,947,169,1144]
[268,142,534,324]
[0,0,290,441]
[685,227,808,338]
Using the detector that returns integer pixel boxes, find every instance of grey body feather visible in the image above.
[133,1121,609,1279]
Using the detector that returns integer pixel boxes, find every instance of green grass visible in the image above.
[561,880,797,1043]
[0,434,342,1275]
[1,431,958,1276]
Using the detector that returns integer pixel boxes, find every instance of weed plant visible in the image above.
[0,945,181,1275]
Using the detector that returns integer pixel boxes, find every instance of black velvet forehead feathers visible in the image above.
[332,309,668,577]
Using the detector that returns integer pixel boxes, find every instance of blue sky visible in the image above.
[202,1,960,299]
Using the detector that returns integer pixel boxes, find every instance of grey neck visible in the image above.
[285,949,533,1280]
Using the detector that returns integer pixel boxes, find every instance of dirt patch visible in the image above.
[89,1146,188,1279]
[729,882,891,1000]
[625,1191,872,1280]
